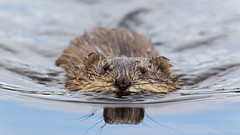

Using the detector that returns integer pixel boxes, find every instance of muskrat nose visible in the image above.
[115,77,131,91]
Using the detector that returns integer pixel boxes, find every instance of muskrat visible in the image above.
[56,28,178,95]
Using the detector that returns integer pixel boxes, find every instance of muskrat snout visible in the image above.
[115,77,131,91]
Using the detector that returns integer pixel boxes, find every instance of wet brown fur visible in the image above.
[56,28,178,95]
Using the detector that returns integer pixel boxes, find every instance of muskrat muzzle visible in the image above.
[115,77,131,91]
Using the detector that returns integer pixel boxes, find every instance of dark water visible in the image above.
[1,0,240,134]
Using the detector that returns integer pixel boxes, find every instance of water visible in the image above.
[0,0,240,134]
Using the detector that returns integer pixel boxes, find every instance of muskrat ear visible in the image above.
[149,56,172,77]
[84,52,106,67]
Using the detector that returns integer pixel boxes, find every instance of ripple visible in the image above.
[0,0,240,107]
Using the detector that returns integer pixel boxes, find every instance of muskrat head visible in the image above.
[66,52,178,96]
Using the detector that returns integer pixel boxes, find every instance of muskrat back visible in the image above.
[57,28,178,95]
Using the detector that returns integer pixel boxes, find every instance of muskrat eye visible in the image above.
[140,68,146,74]
[103,65,110,71]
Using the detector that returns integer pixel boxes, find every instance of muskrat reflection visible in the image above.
[82,107,173,135]
[103,107,144,125]
[82,107,145,135]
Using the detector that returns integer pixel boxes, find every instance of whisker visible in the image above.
[83,118,104,135]
[97,123,107,135]
[146,113,176,130]
[70,109,97,121]
[79,83,114,92]
[142,121,151,135]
